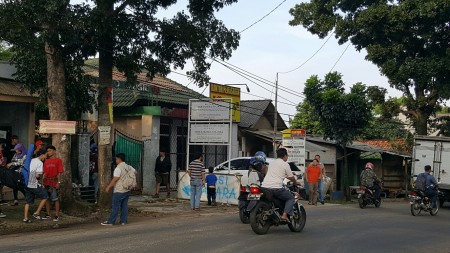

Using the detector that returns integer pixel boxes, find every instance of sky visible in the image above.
[73,0,403,124]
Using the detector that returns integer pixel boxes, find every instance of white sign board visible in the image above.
[189,124,229,143]
[177,172,240,205]
[283,139,305,147]
[98,126,111,145]
[190,101,230,120]
[0,130,6,139]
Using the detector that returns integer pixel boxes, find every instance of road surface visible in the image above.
[1,201,449,253]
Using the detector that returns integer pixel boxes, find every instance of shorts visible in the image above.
[25,186,49,205]
[156,173,169,186]
[46,187,59,202]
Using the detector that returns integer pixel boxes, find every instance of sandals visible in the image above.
[23,219,32,223]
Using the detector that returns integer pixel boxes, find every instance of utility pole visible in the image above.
[273,72,279,158]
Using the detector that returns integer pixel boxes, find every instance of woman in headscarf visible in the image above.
[6,143,27,205]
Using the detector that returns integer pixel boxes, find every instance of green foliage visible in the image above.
[289,0,450,135]
[303,72,372,146]
[291,101,324,135]
[0,1,95,119]
[88,0,240,87]
[359,118,409,140]
[0,42,13,60]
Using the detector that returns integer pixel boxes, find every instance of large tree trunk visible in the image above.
[45,41,73,208]
[97,0,115,208]
[342,146,350,201]
[415,110,429,136]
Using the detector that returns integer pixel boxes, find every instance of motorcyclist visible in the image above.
[360,162,381,203]
[261,148,299,221]
[422,165,439,208]
[248,151,266,186]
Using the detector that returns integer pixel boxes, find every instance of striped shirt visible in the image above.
[188,159,205,180]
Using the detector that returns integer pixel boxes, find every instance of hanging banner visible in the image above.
[107,87,113,124]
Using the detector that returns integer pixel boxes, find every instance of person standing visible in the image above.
[314,155,326,205]
[101,153,136,226]
[153,149,172,198]
[6,143,27,205]
[33,140,44,158]
[187,153,205,210]
[306,159,321,205]
[23,150,49,223]
[206,167,217,206]
[42,146,64,222]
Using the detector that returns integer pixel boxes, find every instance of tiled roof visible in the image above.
[83,64,204,107]
[239,100,272,128]
[0,78,39,98]
[357,139,406,152]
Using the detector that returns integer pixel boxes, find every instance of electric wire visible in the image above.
[330,42,351,72]
[239,0,287,34]
[278,32,334,74]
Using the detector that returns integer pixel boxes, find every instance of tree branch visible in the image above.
[113,0,132,16]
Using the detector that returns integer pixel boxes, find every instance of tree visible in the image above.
[304,72,372,199]
[0,0,95,211]
[0,42,13,60]
[91,0,240,207]
[291,101,324,135]
[289,0,450,135]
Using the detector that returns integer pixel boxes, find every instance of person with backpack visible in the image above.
[417,165,439,208]
[101,153,136,226]
[360,162,381,203]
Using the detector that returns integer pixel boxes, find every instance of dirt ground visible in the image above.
[0,195,237,235]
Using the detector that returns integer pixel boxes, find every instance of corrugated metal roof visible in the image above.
[0,78,39,97]
[239,100,272,128]
[83,65,205,107]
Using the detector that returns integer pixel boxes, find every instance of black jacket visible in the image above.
[155,156,171,173]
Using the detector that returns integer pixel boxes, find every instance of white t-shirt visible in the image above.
[261,158,293,189]
[28,158,43,188]
[113,162,136,193]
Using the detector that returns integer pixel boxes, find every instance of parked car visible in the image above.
[214,157,304,187]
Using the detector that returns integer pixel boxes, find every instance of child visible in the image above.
[205,167,218,206]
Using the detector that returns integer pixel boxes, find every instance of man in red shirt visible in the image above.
[306,159,321,205]
[43,146,64,222]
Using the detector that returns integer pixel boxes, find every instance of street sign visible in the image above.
[189,124,230,143]
[190,100,230,121]
[210,83,241,122]
[39,120,77,134]
[282,129,307,170]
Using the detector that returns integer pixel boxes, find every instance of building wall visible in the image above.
[254,116,272,130]
[0,101,32,146]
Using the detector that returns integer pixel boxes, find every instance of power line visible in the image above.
[241,91,297,107]
[239,0,287,33]
[84,63,296,118]
[212,57,305,98]
[278,32,334,74]
[330,42,351,72]
[213,60,300,106]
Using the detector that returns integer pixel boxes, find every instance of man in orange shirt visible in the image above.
[306,159,321,205]
[43,146,64,222]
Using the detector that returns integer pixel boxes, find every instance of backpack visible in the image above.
[414,173,427,191]
[121,165,137,190]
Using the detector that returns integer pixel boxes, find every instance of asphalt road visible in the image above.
[1,201,449,253]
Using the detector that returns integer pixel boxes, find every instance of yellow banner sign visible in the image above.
[210,83,241,122]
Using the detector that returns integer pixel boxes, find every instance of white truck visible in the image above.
[412,136,450,206]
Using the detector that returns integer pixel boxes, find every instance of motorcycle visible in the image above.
[246,182,306,235]
[238,185,251,224]
[408,189,441,216]
[358,181,382,209]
